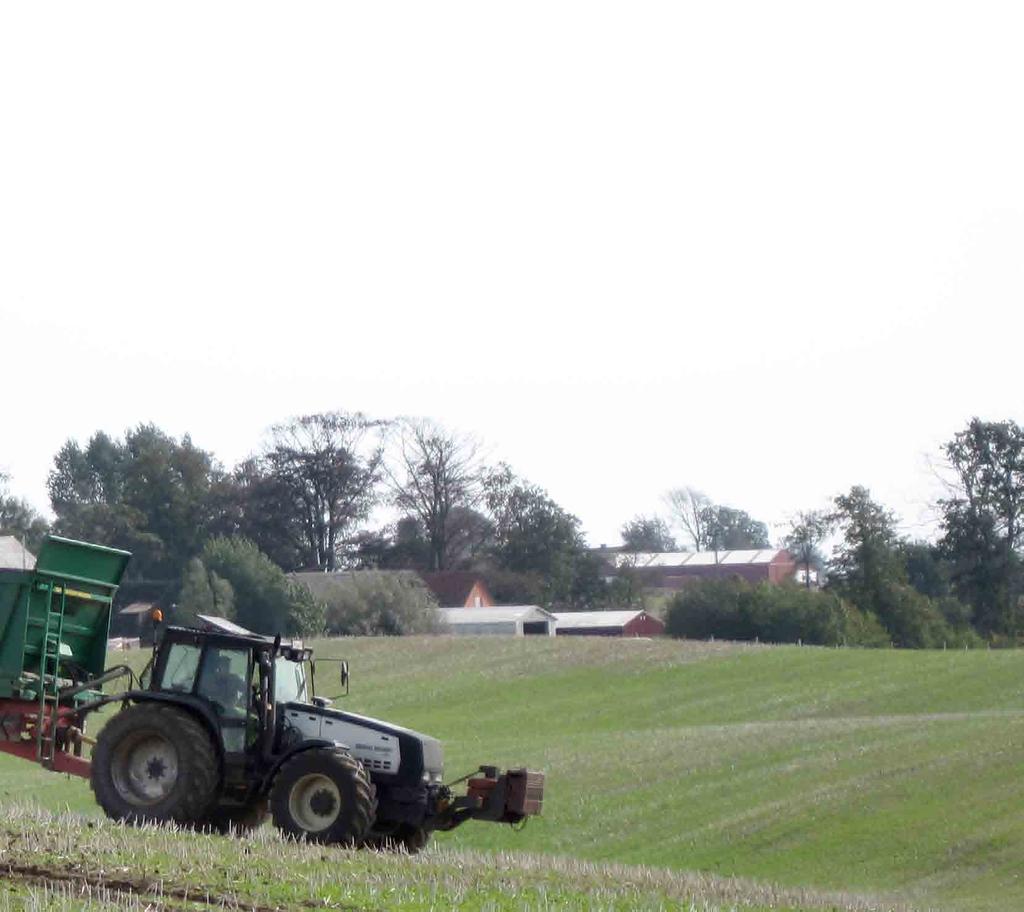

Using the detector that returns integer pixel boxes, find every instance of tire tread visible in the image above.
[90,703,220,824]
[270,748,376,845]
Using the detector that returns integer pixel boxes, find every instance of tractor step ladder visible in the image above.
[36,581,67,767]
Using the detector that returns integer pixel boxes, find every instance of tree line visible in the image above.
[659,419,1024,647]
[1,413,605,634]
[2,414,1023,645]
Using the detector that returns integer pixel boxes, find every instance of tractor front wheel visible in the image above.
[90,703,220,825]
[270,748,376,845]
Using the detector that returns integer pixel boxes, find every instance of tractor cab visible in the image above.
[146,620,314,789]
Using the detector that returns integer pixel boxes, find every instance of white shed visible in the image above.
[437,605,557,636]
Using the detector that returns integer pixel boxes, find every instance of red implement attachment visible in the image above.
[0,699,91,779]
[436,766,545,830]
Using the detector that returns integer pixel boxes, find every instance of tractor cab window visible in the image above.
[274,657,307,705]
[160,643,202,693]
[197,647,250,720]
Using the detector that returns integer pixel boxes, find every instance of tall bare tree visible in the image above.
[663,487,769,553]
[386,419,481,571]
[663,487,711,550]
[265,412,384,571]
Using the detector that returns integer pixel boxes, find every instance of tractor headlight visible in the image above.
[422,770,443,784]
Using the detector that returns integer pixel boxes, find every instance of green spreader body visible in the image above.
[0,536,130,701]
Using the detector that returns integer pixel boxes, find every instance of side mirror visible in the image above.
[340,660,350,695]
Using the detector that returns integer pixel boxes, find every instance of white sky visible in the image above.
[2,2,1022,548]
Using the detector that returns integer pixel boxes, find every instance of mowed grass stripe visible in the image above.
[335,643,1024,737]
[444,712,1022,879]
[324,638,1023,911]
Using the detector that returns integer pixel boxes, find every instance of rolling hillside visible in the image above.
[1,636,1021,910]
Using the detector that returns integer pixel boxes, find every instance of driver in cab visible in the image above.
[202,653,247,719]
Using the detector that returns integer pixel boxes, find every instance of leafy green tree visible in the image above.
[353,509,492,572]
[47,426,222,583]
[176,557,235,625]
[201,536,321,635]
[482,464,597,608]
[351,517,431,570]
[444,506,495,568]
[604,565,645,608]
[822,486,975,647]
[478,568,546,606]
[0,473,49,552]
[938,418,1024,636]
[286,580,328,637]
[569,549,610,609]
[264,412,384,571]
[827,485,906,620]
[900,541,952,600]
[785,510,833,588]
[704,505,771,550]
[664,578,889,647]
[212,457,306,571]
[303,571,442,636]
[620,515,676,552]
[871,583,980,649]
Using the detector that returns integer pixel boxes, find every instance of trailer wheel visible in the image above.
[91,703,219,825]
[270,748,376,845]
[363,823,430,854]
[200,799,269,835]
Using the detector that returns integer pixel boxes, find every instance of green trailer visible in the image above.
[0,535,130,771]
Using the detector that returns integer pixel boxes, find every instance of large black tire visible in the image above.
[90,703,220,826]
[270,748,376,845]
[363,823,431,854]
[199,799,269,835]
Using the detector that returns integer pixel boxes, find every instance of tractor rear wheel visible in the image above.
[270,748,376,845]
[91,703,219,825]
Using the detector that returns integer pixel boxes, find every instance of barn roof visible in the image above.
[614,549,790,569]
[418,571,487,607]
[552,610,653,629]
[0,536,35,570]
[438,605,554,625]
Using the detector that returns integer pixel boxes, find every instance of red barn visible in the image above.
[553,610,665,637]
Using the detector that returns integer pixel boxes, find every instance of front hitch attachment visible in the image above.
[434,766,545,831]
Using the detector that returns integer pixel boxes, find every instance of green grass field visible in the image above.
[1,636,1021,910]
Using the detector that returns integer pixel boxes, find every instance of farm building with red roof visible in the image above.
[553,610,665,637]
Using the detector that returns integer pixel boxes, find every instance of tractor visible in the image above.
[0,536,543,849]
